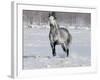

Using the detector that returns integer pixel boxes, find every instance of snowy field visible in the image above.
[23,27,91,69]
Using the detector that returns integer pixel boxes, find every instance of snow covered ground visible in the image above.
[23,27,91,69]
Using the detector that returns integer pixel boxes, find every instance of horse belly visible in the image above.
[59,29,70,43]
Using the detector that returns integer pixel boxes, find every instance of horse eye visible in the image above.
[48,15,50,17]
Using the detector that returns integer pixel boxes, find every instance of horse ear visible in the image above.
[54,16,57,19]
[52,12,55,15]
[52,12,57,19]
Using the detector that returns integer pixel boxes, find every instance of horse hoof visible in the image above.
[53,54,56,56]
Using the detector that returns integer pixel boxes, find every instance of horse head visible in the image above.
[48,12,57,27]
[48,12,56,20]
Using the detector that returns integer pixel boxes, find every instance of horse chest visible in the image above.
[49,32,58,41]
[49,32,64,44]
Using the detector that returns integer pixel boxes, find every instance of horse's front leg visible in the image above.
[50,43,56,56]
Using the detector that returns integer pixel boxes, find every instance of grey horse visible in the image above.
[48,12,72,57]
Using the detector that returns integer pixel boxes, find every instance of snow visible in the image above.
[23,27,91,69]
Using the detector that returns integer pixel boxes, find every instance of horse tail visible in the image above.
[67,33,72,46]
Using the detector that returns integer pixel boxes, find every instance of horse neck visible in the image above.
[54,21,59,30]
[50,21,60,34]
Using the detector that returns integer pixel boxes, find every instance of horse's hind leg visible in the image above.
[66,48,69,57]
[61,45,66,52]
[50,43,56,56]
[61,44,69,57]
